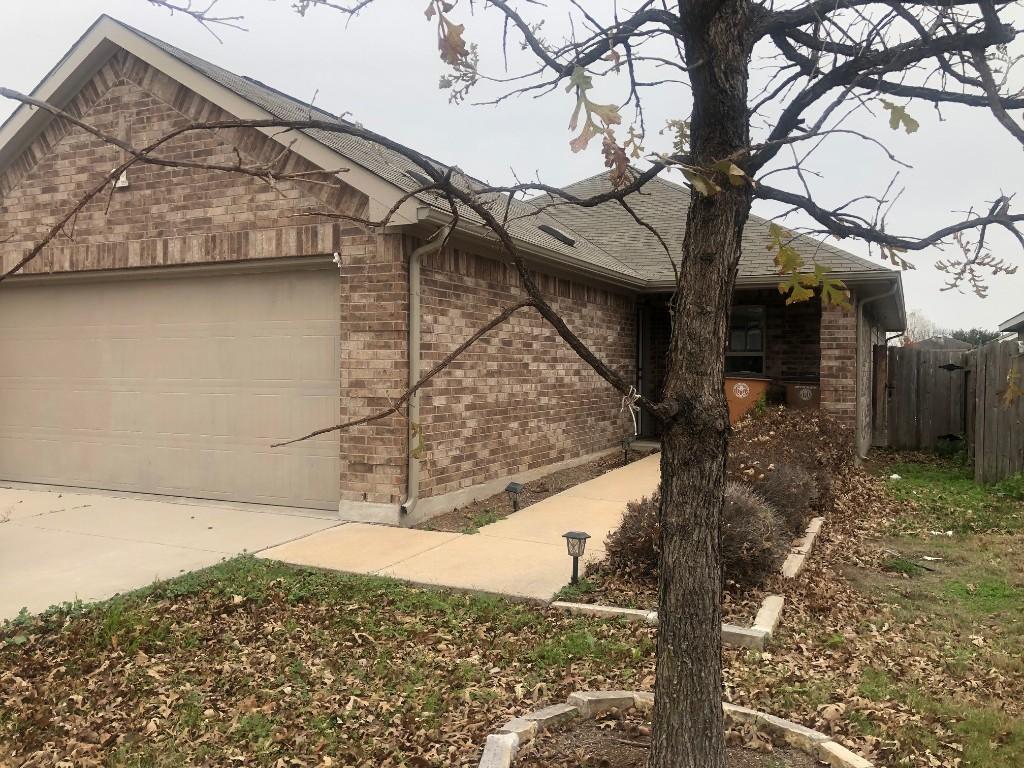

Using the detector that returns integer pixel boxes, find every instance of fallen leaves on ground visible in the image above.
[1,563,656,767]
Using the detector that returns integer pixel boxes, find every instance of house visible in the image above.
[0,17,905,526]
[912,335,974,351]
[999,311,1024,341]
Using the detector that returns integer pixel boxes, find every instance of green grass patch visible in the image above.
[945,578,1024,614]
[459,508,502,534]
[552,577,596,602]
[881,456,1024,534]
[0,557,656,766]
[882,556,927,577]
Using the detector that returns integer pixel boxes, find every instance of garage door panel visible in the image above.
[0,269,341,509]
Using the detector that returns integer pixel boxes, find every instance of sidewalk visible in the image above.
[258,452,661,601]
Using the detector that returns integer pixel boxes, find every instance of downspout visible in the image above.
[400,225,453,519]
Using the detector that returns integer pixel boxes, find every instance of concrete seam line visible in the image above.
[478,693,873,768]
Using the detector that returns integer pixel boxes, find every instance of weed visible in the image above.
[882,556,927,577]
[459,508,501,534]
[553,578,596,602]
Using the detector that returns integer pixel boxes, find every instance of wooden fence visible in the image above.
[972,340,1024,483]
[873,339,1023,483]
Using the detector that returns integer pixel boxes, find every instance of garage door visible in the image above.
[0,266,340,510]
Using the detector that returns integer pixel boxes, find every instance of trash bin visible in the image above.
[724,376,771,424]
[785,381,820,410]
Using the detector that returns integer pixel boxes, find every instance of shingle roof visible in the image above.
[534,170,892,284]
[128,20,890,288]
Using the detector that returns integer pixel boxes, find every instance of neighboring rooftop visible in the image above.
[913,335,975,350]
[999,311,1024,334]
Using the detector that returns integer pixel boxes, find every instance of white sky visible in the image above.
[1,0,1022,331]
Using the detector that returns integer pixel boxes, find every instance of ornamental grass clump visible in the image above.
[757,462,818,535]
[721,481,790,586]
[605,491,661,578]
[604,484,788,587]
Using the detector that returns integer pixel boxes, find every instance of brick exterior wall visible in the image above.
[737,289,821,398]
[337,233,409,505]
[416,245,636,498]
[0,51,366,273]
[819,300,858,427]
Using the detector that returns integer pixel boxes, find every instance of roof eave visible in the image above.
[999,310,1024,333]
[415,207,647,290]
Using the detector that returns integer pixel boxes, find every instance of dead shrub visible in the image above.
[604,491,660,578]
[603,483,788,587]
[756,462,817,535]
[721,481,790,586]
[728,405,852,512]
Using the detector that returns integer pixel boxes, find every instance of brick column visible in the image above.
[819,300,857,427]
[337,231,408,520]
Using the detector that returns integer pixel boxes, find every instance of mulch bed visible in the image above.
[518,708,818,768]
[419,448,657,533]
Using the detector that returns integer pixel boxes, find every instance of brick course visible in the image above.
[417,245,635,498]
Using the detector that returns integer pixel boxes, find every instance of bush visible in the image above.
[721,481,790,586]
[604,484,788,587]
[756,462,817,535]
[728,406,853,513]
[605,491,660,578]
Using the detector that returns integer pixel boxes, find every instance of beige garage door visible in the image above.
[0,266,340,510]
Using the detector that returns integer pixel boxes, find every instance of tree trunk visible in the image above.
[648,2,755,767]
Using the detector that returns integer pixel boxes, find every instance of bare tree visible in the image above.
[3,2,1024,767]
[904,308,944,342]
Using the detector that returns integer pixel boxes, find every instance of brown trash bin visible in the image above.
[724,376,771,424]
[785,381,820,410]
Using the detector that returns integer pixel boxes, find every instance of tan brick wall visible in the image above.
[819,300,858,426]
[0,51,367,274]
[337,233,409,505]
[416,245,636,498]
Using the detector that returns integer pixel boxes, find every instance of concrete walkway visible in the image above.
[259,452,661,601]
[0,486,340,620]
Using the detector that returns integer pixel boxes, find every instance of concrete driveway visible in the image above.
[0,485,340,621]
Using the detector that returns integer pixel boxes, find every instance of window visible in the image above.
[726,306,765,374]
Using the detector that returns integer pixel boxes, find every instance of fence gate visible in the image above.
[876,345,969,451]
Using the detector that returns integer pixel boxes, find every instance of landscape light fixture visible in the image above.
[562,531,591,586]
[505,481,525,511]
[622,434,635,464]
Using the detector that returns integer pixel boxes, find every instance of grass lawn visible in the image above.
[3,452,1022,767]
[0,559,656,767]
[724,453,1024,768]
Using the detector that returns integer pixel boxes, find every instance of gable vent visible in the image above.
[537,223,576,247]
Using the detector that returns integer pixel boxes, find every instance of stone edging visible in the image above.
[479,691,872,768]
[782,516,824,578]
[551,591,785,651]
[549,516,825,650]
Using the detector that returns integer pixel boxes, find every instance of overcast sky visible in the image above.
[1,1,1022,331]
